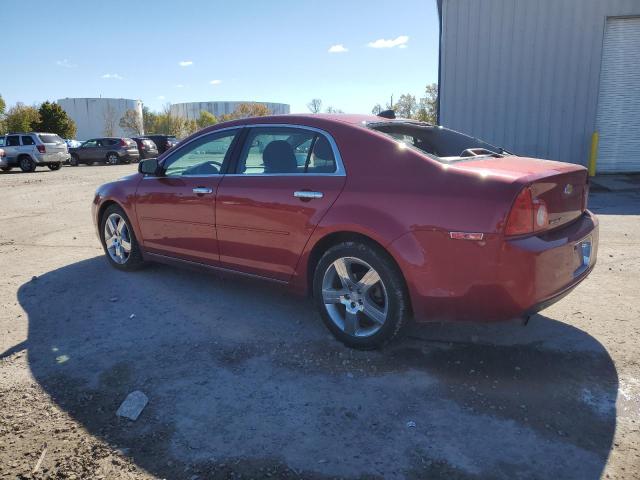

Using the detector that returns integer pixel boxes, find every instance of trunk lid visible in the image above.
[452,156,589,231]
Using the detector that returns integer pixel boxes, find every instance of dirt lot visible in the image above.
[1,165,639,479]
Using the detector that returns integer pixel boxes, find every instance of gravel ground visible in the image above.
[0,165,639,479]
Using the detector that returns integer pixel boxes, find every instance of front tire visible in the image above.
[313,241,410,349]
[100,204,145,271]
[48,163,62,171]
[19,156,36,172]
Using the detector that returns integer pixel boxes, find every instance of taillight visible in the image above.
[140,143,146,150]
[505,187,549,236]
[37,145,46,153]
[119,139,127,147]
[0,150,5,158]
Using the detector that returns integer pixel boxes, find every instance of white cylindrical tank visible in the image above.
[57,98,144,140]
[169,101,290,121]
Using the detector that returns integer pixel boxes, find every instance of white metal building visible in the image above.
[57,97,144,141]
[437,0,640,173]
[170,101,290,121]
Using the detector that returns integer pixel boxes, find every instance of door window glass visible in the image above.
[236,127,335,174]
[21,136,35,145]
[83,140,98,147]
[164,130,238,177]
[6,136,20,147]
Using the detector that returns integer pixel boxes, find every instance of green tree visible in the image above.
[142,106,159,133]
[391,94,417,118]
[415,83,438,124]
[119,109,144,136]
[0,94,6,133]
[371,104,382,115]
[34,101,77,138]
[197,110,218,129]
[5,103,40,133]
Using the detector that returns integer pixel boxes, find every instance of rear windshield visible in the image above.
[368,122,509,162]
[38,134,64,144]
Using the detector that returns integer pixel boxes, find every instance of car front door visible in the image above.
[134,129,240,264]
[79,139,98,162]
[216,125,346,281]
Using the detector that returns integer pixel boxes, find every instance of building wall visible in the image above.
[170,101,290,121]
[438,0,640,166]
[57,98,143,140]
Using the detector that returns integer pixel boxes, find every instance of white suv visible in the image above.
[1,132,70,172]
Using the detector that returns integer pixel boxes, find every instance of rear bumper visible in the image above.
[35,152,70,164]
[391,210,599,323]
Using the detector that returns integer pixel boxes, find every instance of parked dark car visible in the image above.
[131,137,159,160]
[92,114,598,349]
[69,138,140,166]
[143,135,178,154]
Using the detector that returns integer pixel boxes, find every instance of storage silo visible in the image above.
[57,98,144,140]
[169,101,290,121]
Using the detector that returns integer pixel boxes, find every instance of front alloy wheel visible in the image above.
[107,153,119,165]
[104,213,132,264]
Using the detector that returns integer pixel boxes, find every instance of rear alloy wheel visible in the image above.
[19,156,36,172]
[100,205,145,271]
[313,242,410,349]
[106,153,120,165]
[48,163,62,171]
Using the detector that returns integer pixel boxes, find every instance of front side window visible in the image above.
[21,136,35,146]
[236,127,336,175]
[163,130,238,177]
[83,140,98,148]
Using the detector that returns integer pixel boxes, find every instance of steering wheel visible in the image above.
[182,160,223,175]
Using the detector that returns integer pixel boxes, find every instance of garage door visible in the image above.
[595,17,640,173]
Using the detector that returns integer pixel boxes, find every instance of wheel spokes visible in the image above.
[344,310,359,335]
[120,238,132,252]
[362,299,386,325]
[322,288,347,304]
[332,258,351,287]
[357,267,381,291]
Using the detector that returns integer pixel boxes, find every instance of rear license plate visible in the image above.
[574,236,592,276]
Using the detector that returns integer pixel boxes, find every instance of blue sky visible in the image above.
[3,0,439,114]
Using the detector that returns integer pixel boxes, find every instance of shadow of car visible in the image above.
[15,256,617,479]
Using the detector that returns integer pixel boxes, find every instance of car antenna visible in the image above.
[377,109,396,119]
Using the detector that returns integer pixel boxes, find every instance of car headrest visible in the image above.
[262,140,297,174]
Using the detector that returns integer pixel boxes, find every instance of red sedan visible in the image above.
[92,114,598,349]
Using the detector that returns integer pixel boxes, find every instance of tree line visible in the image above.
[0,95,77,138]
[307,83,439,124]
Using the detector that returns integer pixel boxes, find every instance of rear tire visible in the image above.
[48,163,62,171]
[99,204,145,271]
[106,153,120,165]
[313,241,410,349]
[19,156,36,172]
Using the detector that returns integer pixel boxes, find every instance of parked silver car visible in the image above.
[1,133,70,172]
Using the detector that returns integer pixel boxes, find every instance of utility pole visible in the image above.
[390,94,394,108]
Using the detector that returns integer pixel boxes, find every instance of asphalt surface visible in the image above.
[0,164,638,479]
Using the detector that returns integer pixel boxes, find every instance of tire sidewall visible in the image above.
[19,157,35,172]
[70,155,79,166]
[313,241,409,349]
[99,204,144,271]
[107,153,119,165]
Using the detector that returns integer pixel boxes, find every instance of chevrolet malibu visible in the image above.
[92,114,598,349]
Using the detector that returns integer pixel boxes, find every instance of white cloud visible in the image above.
[175,84,185,88]
[399,44,408,49]
[157,95,166,100]
[328,44,348,53]
[367,35,409,49]
[178,60,193,67]
[56,59,77,68]
[101,73,123,80]
[209,79,222,85]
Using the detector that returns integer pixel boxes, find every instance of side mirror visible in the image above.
[139,158,162,176]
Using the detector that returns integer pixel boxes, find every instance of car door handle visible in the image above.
[294,191,323,199]
[193,187,213,195]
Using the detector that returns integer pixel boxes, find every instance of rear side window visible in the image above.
[38,134,63,144]
[21,136,35,145]
[6,136,20,147]
[236,127,336,174]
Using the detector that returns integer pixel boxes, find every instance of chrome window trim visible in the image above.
[143,123,346,179]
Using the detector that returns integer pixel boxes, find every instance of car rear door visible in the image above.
[134,128,241,264]
[215,125,346,281]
